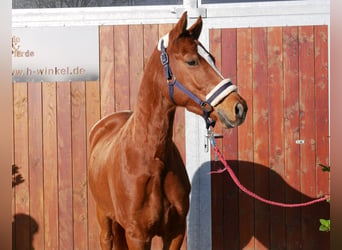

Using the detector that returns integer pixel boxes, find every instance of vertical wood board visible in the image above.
[42,82,59,249]
[237,27,255,250]
[57,81,74,250]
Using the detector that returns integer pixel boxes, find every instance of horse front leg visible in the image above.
[112,221,128,250]
[163,233,185,250]
[96,206,113,250]
[162,221,186,250]
[125,233,151,250]
[124,224,152,250]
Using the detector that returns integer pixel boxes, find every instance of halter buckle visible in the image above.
[167,76,176,85]
[201,101,213,113]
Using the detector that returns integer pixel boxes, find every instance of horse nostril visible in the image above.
[235,103,244,119]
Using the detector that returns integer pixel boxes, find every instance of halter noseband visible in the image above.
[158,34,237,129]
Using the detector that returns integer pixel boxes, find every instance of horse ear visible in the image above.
[169,11,188,42]
[188,16,202,40]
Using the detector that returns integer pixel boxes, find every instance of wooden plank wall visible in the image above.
[210,26,330,249]
[12,24,329,250]
[12,23,186,250]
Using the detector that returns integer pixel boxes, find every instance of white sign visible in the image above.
[12,26,99,82]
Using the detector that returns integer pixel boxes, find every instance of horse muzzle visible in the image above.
[214,92,248,129]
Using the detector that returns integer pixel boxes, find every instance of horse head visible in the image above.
[157,12,247,129]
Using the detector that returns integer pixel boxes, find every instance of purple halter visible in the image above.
[158,35,237,129]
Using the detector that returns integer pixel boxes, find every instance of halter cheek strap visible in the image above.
[159,35,237,129]
[160,41,215,128]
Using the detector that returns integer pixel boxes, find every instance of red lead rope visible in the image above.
[210,142,330,208]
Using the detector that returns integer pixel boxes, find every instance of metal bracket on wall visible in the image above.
[296,139,305,144]
[204,133,223,153]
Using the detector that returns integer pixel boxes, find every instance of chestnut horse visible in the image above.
[88,12,247,250]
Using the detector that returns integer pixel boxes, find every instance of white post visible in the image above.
[186,22,212,250]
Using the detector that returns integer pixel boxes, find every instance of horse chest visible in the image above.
[109,149,189,222]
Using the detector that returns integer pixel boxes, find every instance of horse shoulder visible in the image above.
[89,110,133,150]
[163,141,191,215]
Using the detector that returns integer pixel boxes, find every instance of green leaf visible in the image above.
[319,219,330,232]
[319,225,329,232]
[320,219,329,227]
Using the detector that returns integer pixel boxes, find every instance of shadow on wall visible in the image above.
[12,164,24,188]
[12,165,39,250]
[12,214,39,250]
[189,160,330,250]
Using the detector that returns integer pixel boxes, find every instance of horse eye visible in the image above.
[186,60,199,66]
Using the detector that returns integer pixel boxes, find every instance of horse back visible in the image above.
[89,110,133,151]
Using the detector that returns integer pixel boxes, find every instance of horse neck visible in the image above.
[132,49,176,154]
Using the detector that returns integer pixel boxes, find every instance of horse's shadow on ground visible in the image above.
[189,160,330,250]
